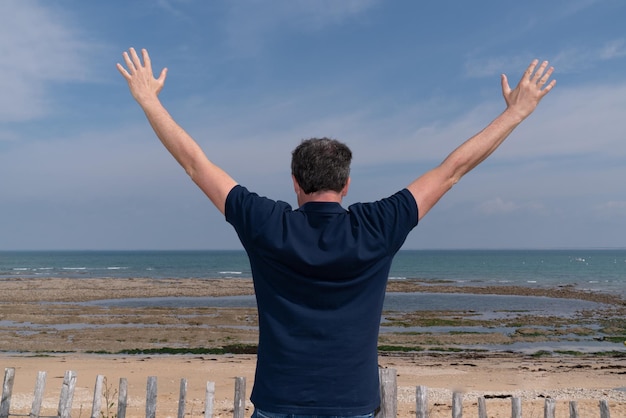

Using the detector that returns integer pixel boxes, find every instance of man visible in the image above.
[117,48,555,417]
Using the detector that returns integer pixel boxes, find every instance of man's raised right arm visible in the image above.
[117,48,237,215]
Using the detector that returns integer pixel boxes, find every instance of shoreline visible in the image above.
[0,277,624,355]
[2,276,625,303]
[1,277,625,417]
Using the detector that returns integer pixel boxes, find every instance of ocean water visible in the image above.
[1,249,625,297]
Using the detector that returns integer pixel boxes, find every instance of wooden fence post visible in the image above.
[511,397,522,418]
[544,397,556,418]
[90,374,104,418]
[477,396,487,418]
[57,370,76,418]
[375,368,397,418]
[30,370,47,418]
[204,381,215,418]
[0,368,15,418]
[569,400,579,418]
[451,391,462,418]
[117,377,128,418]
[415,385,428,418]
[599,399,611,418]
[177,378,187,418]
[146,376,157,418]
[233,377,246,418]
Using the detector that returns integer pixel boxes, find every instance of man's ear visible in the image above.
[341,177,351,196]
[292,175,301,195]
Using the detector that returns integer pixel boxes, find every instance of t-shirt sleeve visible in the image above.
[348,188,419,253]
[225,185,292,247]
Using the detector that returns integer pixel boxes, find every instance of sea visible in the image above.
[1,249,625,353]
[1,249,624,296]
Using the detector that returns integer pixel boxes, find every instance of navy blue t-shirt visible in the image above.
[225,185,418,415]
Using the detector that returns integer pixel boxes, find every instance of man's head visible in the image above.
[291,137,352,195]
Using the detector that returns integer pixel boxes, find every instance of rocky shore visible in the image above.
[1,277,625,417]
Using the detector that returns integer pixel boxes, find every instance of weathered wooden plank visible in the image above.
[233,377,246,418]
[117,377,128,418]
[477,396,487,418]
[511,397,522,418]
[375,368,397,418]
[30,370,47,418]
[146,376,158,418]
[569,400,579,418]
[0,368,15,418]
[544,397,556,418]
[599,399,611,418]
[204,381,215,418]
[57,370,77,418]
[90,374,104,418]
[415,385,428,418]
[451,391,462,418]
[177,378,187,418]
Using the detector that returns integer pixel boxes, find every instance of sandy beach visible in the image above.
[3,352,625,418]
[1,277,625,417]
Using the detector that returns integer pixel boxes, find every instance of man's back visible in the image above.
[226,185,418,414]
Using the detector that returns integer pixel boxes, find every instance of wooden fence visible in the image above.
[1,367,615,418]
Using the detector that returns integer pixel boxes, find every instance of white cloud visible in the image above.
[464,55,533,79]
[599,39,626,60]
[550,39,626,73]
[220,0,379,55]
[561,0,605,17]
[170,72,626,185]
[282,0,380,29]
[156,0,194,20]
[500,81,626,159]
[475,198,547,216]
[593,201,626,219]
[477,197,518,214]
[465,36,626,79]
[0,1,90,122]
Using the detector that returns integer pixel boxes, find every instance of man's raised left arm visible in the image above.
[408,59,556,221]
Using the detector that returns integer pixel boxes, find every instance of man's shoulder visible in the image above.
[226,185,293,216]
[349,188,415,209]
[348,188,418,226]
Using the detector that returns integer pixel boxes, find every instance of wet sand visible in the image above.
[1,277,625,417]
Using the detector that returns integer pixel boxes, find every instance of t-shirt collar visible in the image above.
[298,201,346,214]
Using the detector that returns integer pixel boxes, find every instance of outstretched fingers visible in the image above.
[538,67,557,95]
[116,49,138,80]
[117,48,152,77]
[530,60,548,83]
[141,48,152,69]
[526,59,556,92]
[502,58,557,118]
[117,47,167,102]
[116,62,130,80]
[522,59,539,81]
[129,47,142,69]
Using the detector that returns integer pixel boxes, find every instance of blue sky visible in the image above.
[1,0,625,250]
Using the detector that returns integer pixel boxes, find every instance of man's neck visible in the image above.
[298,190,343,207]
